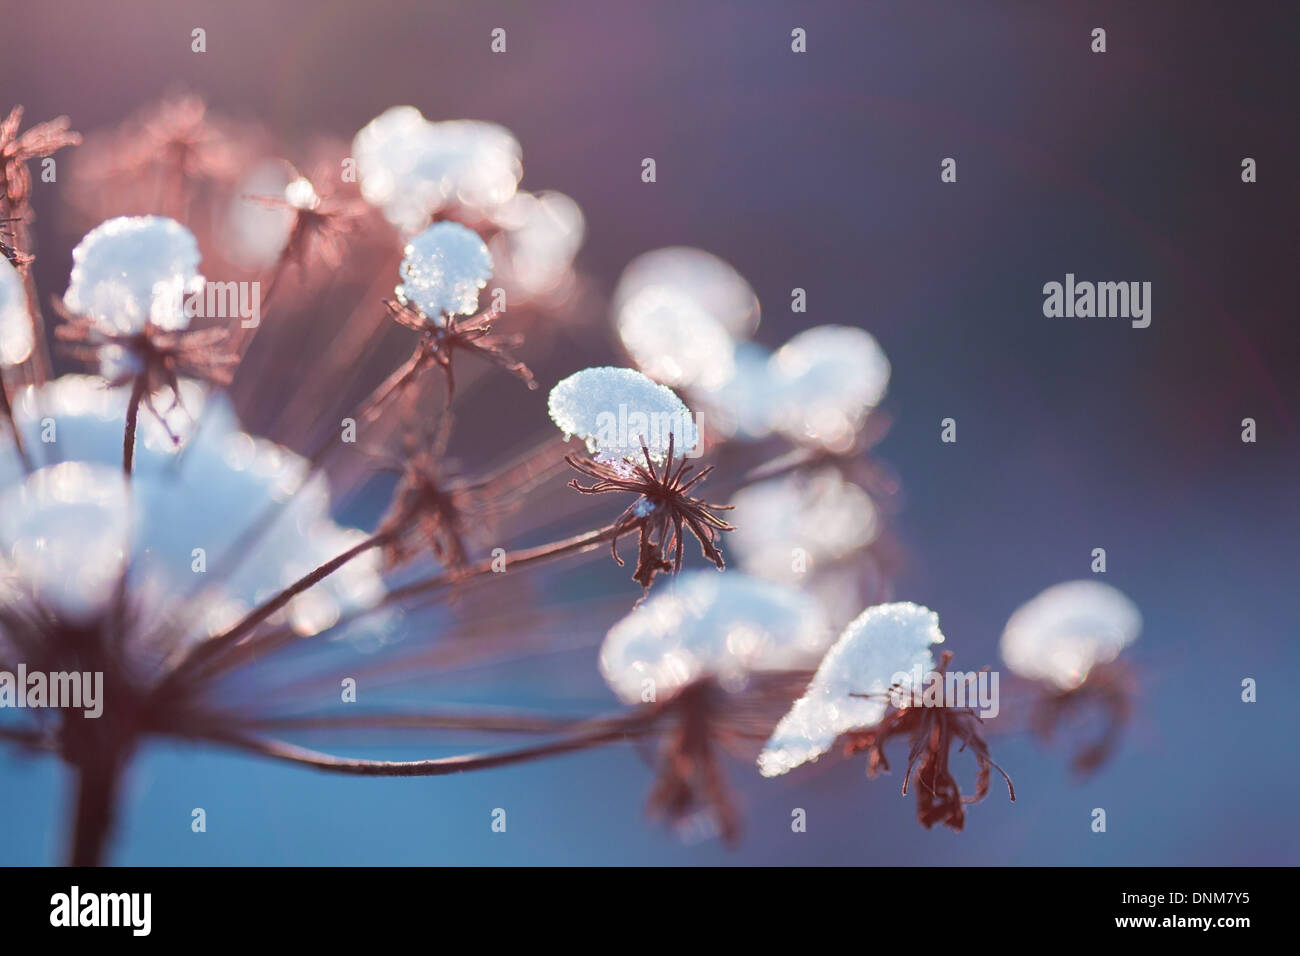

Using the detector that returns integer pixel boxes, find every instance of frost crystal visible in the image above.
[0,376,386,641]
[396,221,493,322]
[63,216,204,335]
[1000,580,1141,691]
[0,461,131,621]
[767,325,890,451]
[0,257,34,367]
[759,602,944,777]
[547,366,698,463]
[612,247,760,340]
[730,468,878,584]
[353,106,522,233]
[599,571,831,704]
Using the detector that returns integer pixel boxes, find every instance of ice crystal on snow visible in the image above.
[1000,580,1141,691]
[599,571,831,704]
[759,602,943,777]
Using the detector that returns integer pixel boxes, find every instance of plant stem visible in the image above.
[122,374,148,476]
[187,524,623,685]
[203,712,655,777]
[169,528,397,683]
[235,709,591,735]
[66,746,126,866]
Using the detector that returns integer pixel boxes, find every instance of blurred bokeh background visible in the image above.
[1,0,1297,864]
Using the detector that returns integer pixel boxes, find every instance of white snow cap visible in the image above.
[396,221,493,321]
[767,325,890,452]
[547,366,698,463]
[694,326,890,448]
[0,257,34,367]
[352,106,522,233]
[759,602,944,777]
[612,247,761,391]
[730,467,878,585]
[612,247,760,340]
[615,285,737,391]
[0,461,132,621]
[1000,580,1141,691]
[490,190,585,299]
[63,216,204,335]
[0,376,386,642]
[600,571,832,704]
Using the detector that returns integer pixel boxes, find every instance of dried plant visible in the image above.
[0,98,1141,867]
[846,652,1015,831]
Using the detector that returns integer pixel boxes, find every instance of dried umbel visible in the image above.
[0,96,1139,867]
[760,603,1013,831]
[1001,580,1142,774]
[844,651,1015,831]
[243,169,367,301]
[566,436,735,590]
[600,572,829,842]
[0,106,81,215]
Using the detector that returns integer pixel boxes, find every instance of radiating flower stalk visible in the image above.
[0,99,1142,865]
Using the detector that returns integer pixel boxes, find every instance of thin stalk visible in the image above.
[122,375,148,476]
[145,337,429,644]
[169,522,624,686]
[66,746,127,866]
[168,528,397,683]
[201,712,655,777]
[232,709,594,735]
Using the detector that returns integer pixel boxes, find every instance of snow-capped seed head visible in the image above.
[612,247,760,340]
[0,461,132,622]
[599,571,832,704]
[615,285,737,390]
[396,221,493,322]
[730,468,879,584]
[768,325,890,452]
[0,376,387,642]
[63,216,204,335]
[0,257,34,367]
[226,159,297,269]
[284,176,320,211]
[490,190,585,297]
[759,602,944,777]
[547,366,698,464]
[353,107,522,233]
[431,119,523,212]
[1000,580,1141,691]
